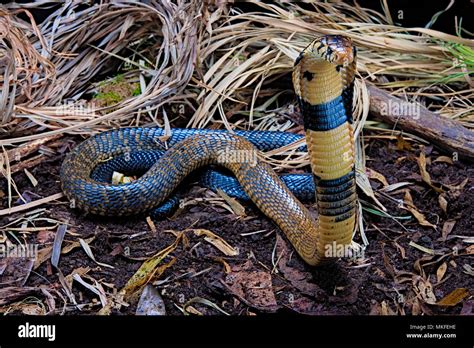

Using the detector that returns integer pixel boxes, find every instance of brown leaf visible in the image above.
[392,241,406,259]
[37,230,56,244]
[216,188,246,216]
[396,133,412,151]
[436,262,447,283]
[417,149,443,193]
[381,300,396,315]
[445,178,468,192]
[433,156,453,165]
[193,229,239,256]
[212,256,231,273]
[146,216,157,233]
[221,261,278,312]
[436,288,470,307]
[438,195,448,214]
[445,178,468,200]
[409,241,435,255]
[275,235,325,298]
[366,168,389,187]
[465,245,474,255]
[403,190,436,228]
[441,220,456,241]
[415,277,437,304]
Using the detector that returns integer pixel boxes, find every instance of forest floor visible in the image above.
[1,135,473,315]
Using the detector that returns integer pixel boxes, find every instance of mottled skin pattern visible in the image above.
[61,35,357,266]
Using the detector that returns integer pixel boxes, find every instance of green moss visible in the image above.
[112,73,125,84]
[94,91,123,105]
[132,85,141,96]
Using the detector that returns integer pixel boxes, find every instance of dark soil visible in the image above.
[1,135,473,315]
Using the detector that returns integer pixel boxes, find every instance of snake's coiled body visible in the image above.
[61,35,357,265]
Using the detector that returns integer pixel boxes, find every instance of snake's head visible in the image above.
[304,35,355,67]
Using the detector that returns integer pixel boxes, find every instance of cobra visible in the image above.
[60,35,357,266]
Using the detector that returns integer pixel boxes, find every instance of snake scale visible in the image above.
[61,35,357,265]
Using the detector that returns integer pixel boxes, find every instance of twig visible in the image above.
[0,192,64,216]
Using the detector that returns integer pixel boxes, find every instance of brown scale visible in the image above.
[61,36,358,266]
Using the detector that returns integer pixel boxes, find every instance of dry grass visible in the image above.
[1,1,472,145]
[0,1,472,222]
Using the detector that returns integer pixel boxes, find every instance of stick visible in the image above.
[368,85,474,162]
[9,154,45,174]
[6,133,62,162]
[0,192,64,216]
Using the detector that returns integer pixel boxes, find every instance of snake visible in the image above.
[60,35,357,266]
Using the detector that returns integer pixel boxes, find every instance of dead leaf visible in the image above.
[462,264,474,276]
[381,300,396,315]
[122,235,181,301]
[366,168,389,187]
[65,267,91,289]
[24,168,38,187]
[37,230,56,244]
[111,171,134,184]
[73,274,108,307]
[216,188,245,216]
[436,262,447,283]
[409,241,435,255]
[433,156,453,164]
[16,303,45,315]
[34,236,96,270]
[438,195,448,214]
[221,261,278,312]
[417,149,443,193]
[51,224,67,268]
[146,216,157,233]
[193,229,239,256]
[415,277,437,304]
[382,244,396,278]
[392,241,406,259]
[403,190,436,228]
[444,178,468,200]
[465,245,474,255]
[183,297,229,315]
[396,133,412,151]
[79,238,114,269]
[275,235,325,299]
[411,298,421,315]
[441,220,456,241]
[436,288,469,306]
[213,256,231,273]
[369,302,381,315]
[63,236,96,254]
[136,284,166,315]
